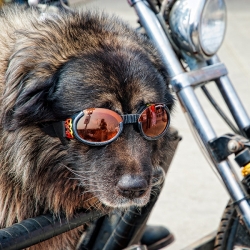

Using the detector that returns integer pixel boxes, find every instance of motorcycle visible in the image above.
[0,0,250,249]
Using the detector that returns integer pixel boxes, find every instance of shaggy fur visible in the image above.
[0,5,174,249]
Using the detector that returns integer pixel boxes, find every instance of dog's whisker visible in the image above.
[64,165,97,176]
[82,189,103,193]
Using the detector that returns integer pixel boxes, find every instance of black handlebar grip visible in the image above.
[0,210,104,250]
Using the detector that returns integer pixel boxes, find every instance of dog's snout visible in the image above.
[117,174,148,198]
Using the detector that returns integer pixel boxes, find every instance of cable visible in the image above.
[201,85,241,135]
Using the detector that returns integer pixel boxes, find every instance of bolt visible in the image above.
[228,140,241,153]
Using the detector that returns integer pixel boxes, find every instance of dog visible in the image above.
[0,5,175,249]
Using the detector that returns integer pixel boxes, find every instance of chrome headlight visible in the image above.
[169,0,227,58]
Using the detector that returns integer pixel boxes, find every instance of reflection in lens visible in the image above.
[77,108,122,142]
[139,105,168,138]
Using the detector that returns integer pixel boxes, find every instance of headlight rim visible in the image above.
[168,0,227,59]
[198,0,227,57]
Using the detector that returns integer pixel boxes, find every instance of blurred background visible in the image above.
[70,0,250,249]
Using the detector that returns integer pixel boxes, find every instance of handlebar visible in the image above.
[0,210,105,250]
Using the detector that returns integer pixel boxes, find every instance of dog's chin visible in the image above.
[96,188,151,209]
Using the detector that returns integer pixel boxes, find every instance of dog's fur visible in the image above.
[0,5,174,249]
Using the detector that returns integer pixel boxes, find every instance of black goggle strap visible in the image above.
[40,121,69,145]
[41,109,154,144]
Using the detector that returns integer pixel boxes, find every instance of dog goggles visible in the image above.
[42,104,170,146]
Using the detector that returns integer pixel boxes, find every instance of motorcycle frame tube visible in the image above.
[208,55,250,133]
[129,0,250,232]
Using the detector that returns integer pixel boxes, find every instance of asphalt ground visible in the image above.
[67,0,250,249]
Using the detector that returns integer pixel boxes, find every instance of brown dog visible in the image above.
[0,5,174,249]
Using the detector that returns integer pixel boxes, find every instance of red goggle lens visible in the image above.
[76,108,122,142]
[138,104,169,138]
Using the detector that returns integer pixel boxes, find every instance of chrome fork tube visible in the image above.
[128,0,250,231]
[127,0,183,77]
[209,55,250,134]
[178,87,250,231]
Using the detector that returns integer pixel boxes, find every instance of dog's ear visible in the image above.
[1,59,60,131]
[0,18,73,132]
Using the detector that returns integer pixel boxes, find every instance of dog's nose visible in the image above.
[117,175,148,198]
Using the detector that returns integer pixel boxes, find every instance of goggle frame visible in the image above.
[64,103,171,146]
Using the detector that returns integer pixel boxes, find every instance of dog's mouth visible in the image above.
[89,175,152,208]
[91,167,165,208]
[96,187,152,208]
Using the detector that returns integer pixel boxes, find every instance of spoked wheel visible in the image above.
[214,201,250,250]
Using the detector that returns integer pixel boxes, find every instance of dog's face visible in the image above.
[0,9,174,210]
[54,53,174,208]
